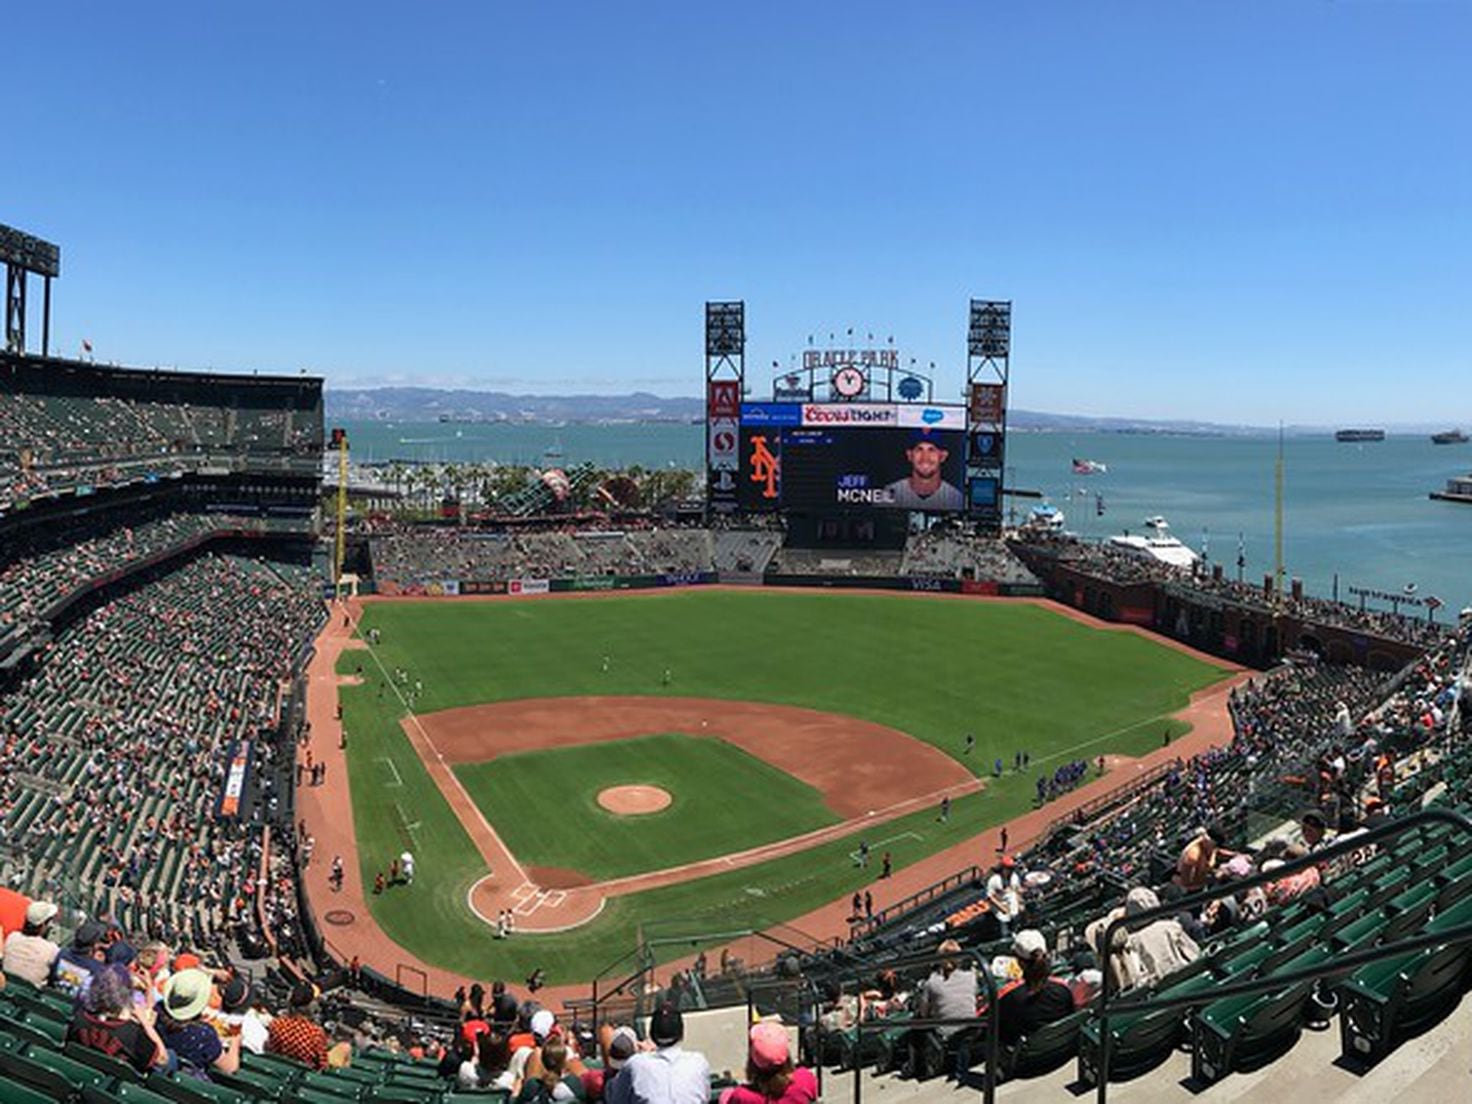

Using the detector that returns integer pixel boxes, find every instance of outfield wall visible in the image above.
[376,570,719,597]
[374,570,1044,599]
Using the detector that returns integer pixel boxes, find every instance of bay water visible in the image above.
[340,420,1472,610]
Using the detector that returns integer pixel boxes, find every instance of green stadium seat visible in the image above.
[0,1078,52,1104]
[65,1039,145,1084]
[0,1013,54,1051]
[1003,1008,1086,1080]
[1078,970,1218,1085]
[1332,911,1386,952]
[82,1082,178,1104]
[29,1040,125,1089]
[1379,881,1438,943]
[145,1073,255,1104]
[1337,892,1472,1067]
[296,1069,364,1099]
[0,1041,108,1097]
[1191,945,1334,1085]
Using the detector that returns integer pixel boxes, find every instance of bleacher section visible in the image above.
[0,552,323,957]
[781,629,1472,1099]
[0,354,323,511]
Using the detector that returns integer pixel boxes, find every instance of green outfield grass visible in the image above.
[452,733,840,880]
[337,590,1229,983]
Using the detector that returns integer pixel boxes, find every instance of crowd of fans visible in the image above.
[0,552,323,960]
[1018,532,1450,650]
[799,620,1471,1084]
[0,373,322,508]
[900,525,1038,585]
[0,500,293,650]
[371,527,713,586]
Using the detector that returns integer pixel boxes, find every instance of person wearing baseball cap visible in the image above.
[52,918,110,999]
[883,427,964,511]
[158,968,241,1077]
[2,899,60,987]
[606,999,709,1104]
[719,1020,817,1104]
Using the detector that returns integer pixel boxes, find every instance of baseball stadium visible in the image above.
[2,234,1471,1103]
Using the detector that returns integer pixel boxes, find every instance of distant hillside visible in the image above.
[326,387,704,423]
[324,386,1458,436]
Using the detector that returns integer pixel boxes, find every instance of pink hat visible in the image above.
[749,1021,790,1071]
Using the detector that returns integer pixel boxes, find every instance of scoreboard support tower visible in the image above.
[965,300,1012,536]
[704,301,745,520]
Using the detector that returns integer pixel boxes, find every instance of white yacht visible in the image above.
[1106,516,1200,569]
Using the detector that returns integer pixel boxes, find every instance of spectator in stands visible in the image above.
[208,975,271,1055]
[518,1039,583,1102]
[2,899,60,987]
[459,1029,515,1092]
[67,963,169,1075]
[52,919,109,999]
[587,1024,638,1101]
[905,938,979,1082]
[1098,887,1201,991]
[719,1020,817,1104]
[985,855,1022,936]
[997,931,1076,1047]
[266,981,330,1070]
[157,967,241,1077]
[1174,823,1231,892]
[607,999,710,1104]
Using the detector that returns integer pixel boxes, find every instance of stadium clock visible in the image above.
[832,366,866,398]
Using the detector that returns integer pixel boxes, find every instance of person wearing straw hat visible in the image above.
[158,967,241,1077]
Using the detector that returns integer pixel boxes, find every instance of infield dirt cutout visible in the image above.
[597,784,673,815]
[399,695,983,932]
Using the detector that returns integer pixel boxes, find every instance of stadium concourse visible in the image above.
[296,592,1251,1008]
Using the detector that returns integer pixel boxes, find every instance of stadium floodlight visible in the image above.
[705,301,745,357]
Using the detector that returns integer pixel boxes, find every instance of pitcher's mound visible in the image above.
[597,785,672,815]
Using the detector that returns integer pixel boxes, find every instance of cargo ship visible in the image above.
[1430,473,1472,504]
[1431,429,1468,445]
[1335,428,1385,442]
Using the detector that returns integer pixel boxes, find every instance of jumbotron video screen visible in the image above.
[737,403,967,514]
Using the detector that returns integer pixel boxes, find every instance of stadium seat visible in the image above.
[1191,945,1334,1085]
[82,1083,177,1104]
[1078,970,1218,1084]
[0,1079,52,1104]
[1002,1008,1086,1080]
[1337,892,1472,1066]
[65,1039,146,1084]
[145,1073,255,1104]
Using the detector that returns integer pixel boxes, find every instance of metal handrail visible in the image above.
[837,948,1000,1104]
[1093,805,1472,1101]
[852,866,984,938]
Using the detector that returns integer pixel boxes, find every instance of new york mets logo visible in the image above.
[748,434,779,499]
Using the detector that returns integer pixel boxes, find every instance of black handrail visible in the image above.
[1093,805,1472,1101]
[838,948,1000,1104]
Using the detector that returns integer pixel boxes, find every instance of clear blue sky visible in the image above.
[6,1,1469,423]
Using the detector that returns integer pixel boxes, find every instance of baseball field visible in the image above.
[334,589,1228,983]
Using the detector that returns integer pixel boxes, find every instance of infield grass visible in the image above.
[453,733,840,880]
[337,590,1229,983]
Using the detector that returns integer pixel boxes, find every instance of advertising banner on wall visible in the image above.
[508,578,551,596]
[968,383,1006,423]
[461,580,509,595]
[708,418,739,472]
[707,380,741,419]
[216,740,253,820]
